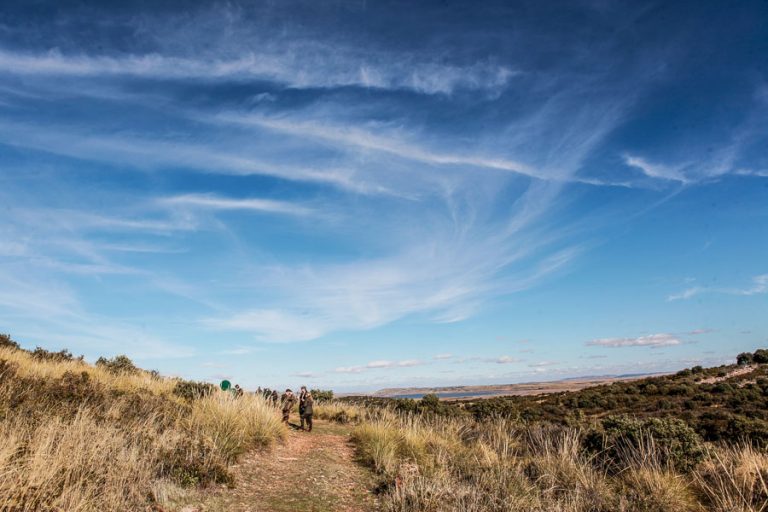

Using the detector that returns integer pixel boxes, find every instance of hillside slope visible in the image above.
[0,334,285,511]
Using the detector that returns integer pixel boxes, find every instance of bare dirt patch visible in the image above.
[699,365,756,384]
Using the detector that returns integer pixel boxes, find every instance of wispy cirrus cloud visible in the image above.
[586,333,682,348]
[0,122,389,195]
[0,48,515,96]
[222,115,540,179]
[624,155,688,183]
[528,361,559,367]
[161,194,314,216]
[293,371,319,379]
[206,243,580,342]
[668,274,768,301]
[0,269,194,360]
[688,328,716,335]
[333,359,426,374]
[667,287,704,301]
[494,355,522,364]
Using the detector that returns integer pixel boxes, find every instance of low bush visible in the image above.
[0,334,19,350]
[311,388,334,401]
[173,379,217,401]
[585,416,704,473]
[95,354,140,375]
[31,346,83,363]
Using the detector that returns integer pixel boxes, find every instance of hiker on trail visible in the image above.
[299,386,308,417]
[281,389,297,423]
[234,384,244,398]
[300,390,314,432]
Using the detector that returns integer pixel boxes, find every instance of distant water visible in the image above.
[391,390,503,399]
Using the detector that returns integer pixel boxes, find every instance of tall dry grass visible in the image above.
[313,400,365,424]
[0,345,286,511]
[352,410,768,512]
[188,392,284,462]
[695,444,768,512]
[0,408,153,511]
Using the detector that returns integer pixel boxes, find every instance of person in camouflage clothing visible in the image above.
[299,389,314,432]
[281,389,296,423]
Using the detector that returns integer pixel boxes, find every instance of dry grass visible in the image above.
[313,400,365,424]
[0,346,176,395]
[188,392,285,462]
[0,408,153,511]
[351,411,768,512]
[695,444,768,512]
[0,345,286,511]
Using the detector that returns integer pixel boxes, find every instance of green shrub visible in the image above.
[96,355,140,375]
[0,334,19,350]
[31,347,83,363]
[173,380,216,401]
[586,416,704,473]
[753,349,768,364]
[420,393,440,409]
[310,388,334,401]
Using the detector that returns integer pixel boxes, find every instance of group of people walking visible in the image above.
[279,386,314,431]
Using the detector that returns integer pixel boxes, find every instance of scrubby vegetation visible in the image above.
[345,350,768,450]
[349,408,767,511]
[0,334,285,511]
[336,349,768,511]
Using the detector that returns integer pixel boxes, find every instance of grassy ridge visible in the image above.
[324,354,768,511]
[0,336,285,511]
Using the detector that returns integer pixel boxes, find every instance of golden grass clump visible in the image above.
[523,427,614,510]
[695,444,768,512]
[188,391,285,462]
[353,417,404,475]
[313,400,365,423]
[620,468,701,512]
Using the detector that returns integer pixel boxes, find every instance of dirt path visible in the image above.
[176,420,379,512]
[699,364,756,384]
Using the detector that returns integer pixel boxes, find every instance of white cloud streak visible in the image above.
[586,333,682,348]
[161,194,314,216]
[624,155,688,183]
[667,274,768,301]
[0,48,515,96]
[223,115,540,179]
[333,359,426,374]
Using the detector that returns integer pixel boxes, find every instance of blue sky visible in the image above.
[0,1,766,392]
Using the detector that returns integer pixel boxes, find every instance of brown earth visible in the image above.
[171,420,379,512]
[699,364,756,384]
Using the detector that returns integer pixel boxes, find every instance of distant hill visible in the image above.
[372,373,662,399]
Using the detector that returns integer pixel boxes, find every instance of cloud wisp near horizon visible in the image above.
[0,1,766,391]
